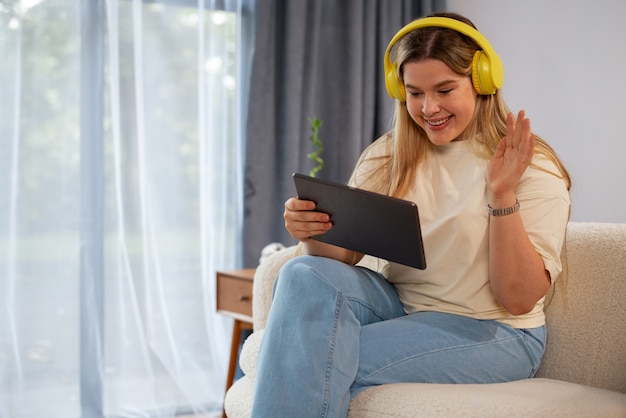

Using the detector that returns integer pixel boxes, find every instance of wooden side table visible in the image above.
[216,268,255,417]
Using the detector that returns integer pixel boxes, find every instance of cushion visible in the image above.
[349,379,626,417]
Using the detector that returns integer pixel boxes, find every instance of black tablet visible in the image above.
[293,173,426,269]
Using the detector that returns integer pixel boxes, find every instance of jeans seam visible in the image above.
[320,291,342,418]
[355,333,522,385]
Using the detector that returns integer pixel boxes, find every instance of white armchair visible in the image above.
[225,222,626,417]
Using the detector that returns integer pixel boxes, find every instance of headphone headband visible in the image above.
[384,16,504,100]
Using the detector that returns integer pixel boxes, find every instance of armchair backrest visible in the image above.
[536,222,626,393]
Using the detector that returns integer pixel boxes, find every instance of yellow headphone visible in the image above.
[384,16,504,101]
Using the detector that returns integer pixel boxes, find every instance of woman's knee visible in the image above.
[273,255,341,297]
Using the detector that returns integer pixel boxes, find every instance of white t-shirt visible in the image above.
[351,136,570,328]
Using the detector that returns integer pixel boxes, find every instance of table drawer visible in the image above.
[216,270,254,321]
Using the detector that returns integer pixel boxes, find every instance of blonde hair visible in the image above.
[353,13,571,198]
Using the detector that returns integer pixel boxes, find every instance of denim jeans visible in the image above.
[251,256,546,418]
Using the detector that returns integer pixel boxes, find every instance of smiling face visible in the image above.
[403,59,478,145]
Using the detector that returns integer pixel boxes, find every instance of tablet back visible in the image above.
[293,173,426,269]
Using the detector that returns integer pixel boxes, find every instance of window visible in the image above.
[0,0,245,416]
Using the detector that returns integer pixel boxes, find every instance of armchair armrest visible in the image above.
[252,245,298,330]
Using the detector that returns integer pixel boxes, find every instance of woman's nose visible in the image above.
[422,95,439,116]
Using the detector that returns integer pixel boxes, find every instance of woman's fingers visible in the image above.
[510,110,533,152]
[284,197,332,240]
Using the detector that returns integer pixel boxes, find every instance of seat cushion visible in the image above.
[349,378,626,417]
[225,371,626,418]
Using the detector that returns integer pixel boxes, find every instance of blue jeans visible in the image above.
[251,256,546,418]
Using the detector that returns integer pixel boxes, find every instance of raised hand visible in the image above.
[486,110,535,202]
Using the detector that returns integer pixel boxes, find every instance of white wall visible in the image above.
[447,0,626,222]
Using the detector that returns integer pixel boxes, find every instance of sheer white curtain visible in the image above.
[0,0,245,416]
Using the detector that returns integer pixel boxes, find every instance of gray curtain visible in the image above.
[243,0,446,266]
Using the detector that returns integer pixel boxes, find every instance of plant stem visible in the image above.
[307,117,324,177]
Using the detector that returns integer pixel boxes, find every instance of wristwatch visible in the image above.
[488,199,520,216]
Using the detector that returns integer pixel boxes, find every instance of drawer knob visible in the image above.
[239,295,252,302]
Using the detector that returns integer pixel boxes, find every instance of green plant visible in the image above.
[307,117,324,177]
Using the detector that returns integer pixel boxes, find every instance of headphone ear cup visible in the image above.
[472,50,495,95]
[386,62,406,102]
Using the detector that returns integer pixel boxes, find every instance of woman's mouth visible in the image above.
[425,116,452,127]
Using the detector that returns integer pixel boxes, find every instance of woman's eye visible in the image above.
[439,89,452,95]
[408,91,423,97]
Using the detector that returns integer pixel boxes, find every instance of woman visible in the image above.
[251,12,571,418]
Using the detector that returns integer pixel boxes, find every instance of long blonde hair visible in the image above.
[353,12,571,198]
